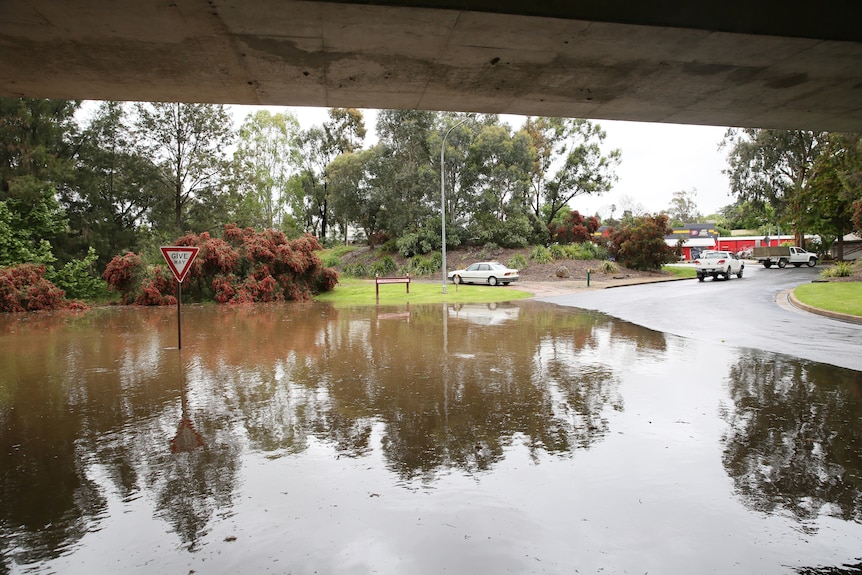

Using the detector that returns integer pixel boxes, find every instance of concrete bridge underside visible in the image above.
[1,1,861,131]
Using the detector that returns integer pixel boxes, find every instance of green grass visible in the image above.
[793,282,862,317]
[314,278,532,306]
[662,265,697,278]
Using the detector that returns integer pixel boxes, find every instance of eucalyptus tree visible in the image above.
[721,128,829,244]
[297,108,366,240]
[134,102,234,234]
[232,109,301,230]
[373,109,437,239]
[327,147,385,246]
[522,117,621,237]
[665,188,703,226]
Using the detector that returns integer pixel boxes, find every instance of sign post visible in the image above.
[160,246,199,350]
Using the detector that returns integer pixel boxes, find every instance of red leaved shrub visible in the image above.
[104,225,337,306]
[0,264,68,312]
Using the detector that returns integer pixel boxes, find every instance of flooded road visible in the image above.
[1,302,861,574]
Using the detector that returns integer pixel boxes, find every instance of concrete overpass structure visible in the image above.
[1,1,860,132]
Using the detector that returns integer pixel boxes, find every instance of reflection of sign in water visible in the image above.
[160,246,199,283]
[171,417,204,453]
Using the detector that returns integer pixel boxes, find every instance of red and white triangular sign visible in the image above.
[160,246,199,283]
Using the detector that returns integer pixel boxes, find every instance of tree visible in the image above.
[297,108,366,240]
[134,102,234,234]
[665,188,702,226]
[327,147,385,246]
[373,109,437,240]
[609,214,677,271]
[722,128,828,245]
[803,133,862,259]
[232,109,301,230]
[522,117,620,234]
[0,98,79,264]
[62,101,163,265]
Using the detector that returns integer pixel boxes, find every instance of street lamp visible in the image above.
[441,118,468,294]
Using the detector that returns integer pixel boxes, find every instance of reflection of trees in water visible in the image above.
[0,302,661,567]
[794,560,862,574]
[221,303,635,480]
[722,353,862,525]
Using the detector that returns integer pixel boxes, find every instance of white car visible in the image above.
[448,261,519,286]
[694,250,744,281]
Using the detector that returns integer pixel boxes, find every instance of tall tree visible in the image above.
[327,147,385,246]
[665,188,702,226]
[297,108,366,240]
[134,102,234,234]
[373,109,437,239]
[522,117,620,235]
[232,109,301,229]
[721,128,829,245]
[62,101,162,264]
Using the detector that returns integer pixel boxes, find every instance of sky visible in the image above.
[232,104,734,220]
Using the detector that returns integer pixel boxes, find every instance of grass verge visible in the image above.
[314,278,533,306]
[793,282,862,317]
[662,265,697,279]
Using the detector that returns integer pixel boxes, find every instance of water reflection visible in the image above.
[722,353,862,526]
[1,303,860,573]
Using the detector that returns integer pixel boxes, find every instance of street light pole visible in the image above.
[441,118,468,294]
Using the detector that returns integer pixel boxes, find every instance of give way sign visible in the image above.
[160,246,199,283]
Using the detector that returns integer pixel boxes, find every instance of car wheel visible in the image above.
[725,266,732,280]
[488,276,498,286]
[808,258,817,267]
[452,274,461,284]
[778,258,788,268]
[737,267,744,278]
[763,261,772,268]
[697,274,705,282]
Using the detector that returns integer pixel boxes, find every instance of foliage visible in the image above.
[46,246,109,300]
[608,214,677,271]
[530,245,553,264]
[665,188,703,226]
[369,255,397,277]
[408,253,441,276]
[508,253,528,270]
[600,260,620,274]
[134,102,235,234]
[342,262,369,278]
[820,261,855,278]
[0,264,69,312]
[549,209,600,243]
[103,224,337,305]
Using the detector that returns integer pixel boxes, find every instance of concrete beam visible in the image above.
[1,1,860,131]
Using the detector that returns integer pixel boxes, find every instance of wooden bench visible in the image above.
[375,274,410,301]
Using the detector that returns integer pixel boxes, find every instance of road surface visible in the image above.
[539,263,862,372]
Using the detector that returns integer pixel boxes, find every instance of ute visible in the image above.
[694,250,744,282]
[752,246,818,268]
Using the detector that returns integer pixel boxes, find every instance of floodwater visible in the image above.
[1,302,861,575]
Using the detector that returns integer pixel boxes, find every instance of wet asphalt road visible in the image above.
[539,263,862,372]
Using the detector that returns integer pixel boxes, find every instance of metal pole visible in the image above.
[441,118,468,294]
[177,282,182,350]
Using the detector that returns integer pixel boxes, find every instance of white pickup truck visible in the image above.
[694,250,744,282]
[752,246,818,268]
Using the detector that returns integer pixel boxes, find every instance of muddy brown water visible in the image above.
[1,302,861,574]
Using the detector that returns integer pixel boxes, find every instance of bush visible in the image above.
[530,245,553,264]
[608,215,677,271]
[370,255,397,277]
[342,262,369,278]
[508,253,528,270]
[104,225,338,305]
[600,260,620,274]
[47,247,109,300]
[820,261,855,278]
[409,253,440,276]
[0,264,69,312]
[549,244,569,260]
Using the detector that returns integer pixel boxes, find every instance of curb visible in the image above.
[787,289,862,325]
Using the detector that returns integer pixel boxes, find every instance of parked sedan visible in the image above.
[448,261,519,286]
